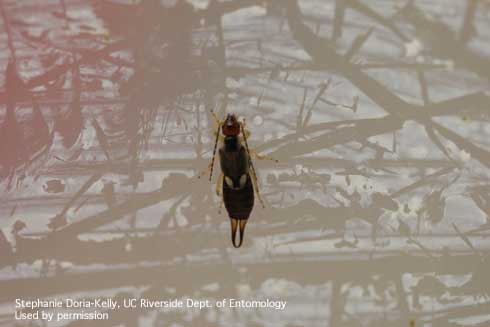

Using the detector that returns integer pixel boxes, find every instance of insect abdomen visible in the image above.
[222,174,254,219]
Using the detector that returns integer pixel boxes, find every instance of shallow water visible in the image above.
[1,0,490,326]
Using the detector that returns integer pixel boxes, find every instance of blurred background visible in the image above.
[1,0,490,326]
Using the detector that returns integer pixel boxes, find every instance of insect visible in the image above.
[201,112,276,248]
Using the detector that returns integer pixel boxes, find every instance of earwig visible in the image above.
[203,113,276,248]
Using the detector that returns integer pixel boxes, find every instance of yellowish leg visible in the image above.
[216,172,224,196]
[241,129,251,139]
[241,120,277,162]
[250,172,266,208]
[240,119,251,137]
[218,199,224,214]
[197,117,223,179]
[250,149,279,162]
[240,120,267,209]
[210,112,225,143]
[216,172,224,213]
[210,110,222,128]
[197,161,213,179]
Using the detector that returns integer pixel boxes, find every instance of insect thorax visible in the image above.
[224,135,239,152]
[219,138,249,180]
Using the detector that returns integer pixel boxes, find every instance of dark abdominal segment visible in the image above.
[222,174,254,219]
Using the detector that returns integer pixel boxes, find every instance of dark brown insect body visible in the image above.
[207,113,262,248]
[220,135,254,247]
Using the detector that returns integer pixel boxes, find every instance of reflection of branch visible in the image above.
[452,223,481,257]
[332,0,409,41]
[425,123,456,163]
[390,166,455,198]
[27,40,128,90]
[0,0,16,61]
[33,157,453,181]
[1,197,426,268]
[58,173,102,218]
[395,275,410,318]
[424,301,490,327]
[406,237,437,259]
[256,89,488,157]
[287,0,410,118]
[399,1,490,80]
[283,0,490,168]
[459,0,479,44]
[1,249,487,303]
[4,199,355,264]
[224,62,448,80]
[345,27,374,61]
[432,120,490,168]
[46,177,187,241]
[332,0,346,40]
[426,92,489,118]
[268,116,404,159]
[195,0,262,22]
[346,0,409,41]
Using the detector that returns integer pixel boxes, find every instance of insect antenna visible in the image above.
[209,123,221,181]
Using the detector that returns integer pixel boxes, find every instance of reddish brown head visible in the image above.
[221,114,240,136]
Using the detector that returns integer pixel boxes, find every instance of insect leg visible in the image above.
[208,123,221,181]
[250,149,279,162]
[240,120,266,208]
[210,110,221,128]
[216,172,224,196]
[241,120,277,162]
[216,172,224,214]
[250,172,266,208]
[197,126,224,180]
[196,161,213,179]
[218,198,224,214]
